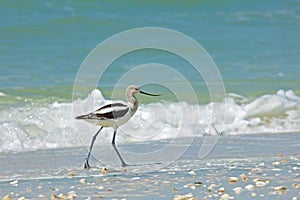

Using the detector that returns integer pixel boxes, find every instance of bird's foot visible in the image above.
[121,162,139,167]
[121,161,130,168]
[122,163,128,168]
[84,161,90,170]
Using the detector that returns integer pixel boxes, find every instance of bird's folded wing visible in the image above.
[95,107,129,119]
[75,103,129,120]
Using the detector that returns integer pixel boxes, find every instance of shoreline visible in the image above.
[1,133,299,199]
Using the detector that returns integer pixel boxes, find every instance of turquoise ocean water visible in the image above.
[1,0,300,152]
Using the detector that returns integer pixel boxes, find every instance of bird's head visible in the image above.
[127,85,161,96]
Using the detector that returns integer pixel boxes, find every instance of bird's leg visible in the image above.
[84,126,103,169]
[112,129,128,167]
[112,128,117,145]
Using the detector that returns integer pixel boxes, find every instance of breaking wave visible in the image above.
[1,89,300,153]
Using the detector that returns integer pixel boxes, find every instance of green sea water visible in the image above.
[1,0,300,101]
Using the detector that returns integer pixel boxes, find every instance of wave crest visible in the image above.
[1,89,300,152]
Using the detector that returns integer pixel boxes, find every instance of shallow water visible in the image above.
[0,134,299,199]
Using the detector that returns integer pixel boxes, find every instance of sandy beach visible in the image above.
[1,133,299,199]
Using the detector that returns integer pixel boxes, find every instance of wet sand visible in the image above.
[1,133,299,199]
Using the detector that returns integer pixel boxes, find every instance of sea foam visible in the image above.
[1,89,300,153]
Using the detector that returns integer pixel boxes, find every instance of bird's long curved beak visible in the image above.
[140,90,162,96]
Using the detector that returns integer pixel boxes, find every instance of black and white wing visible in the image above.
[75,103,129,120]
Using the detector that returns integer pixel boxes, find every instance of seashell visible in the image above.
[289,156,298,161]
[256,181,266,187]
[188,170,196,175]
[292,183,299,188]
[218,187,225,193]
[36,185,42,189]
[272,186,287,195]
[171,187,178,193]
[253,178,269,183]
[101,167,108,174]
[220,193,234,200]
[292,167,298,171]
[79,178,87,184]
[9,180,19,186]
[163,181,171,185]
[251,168,263,174]
[173,193,196,200]
[273,186,287,190]
[98,186,104,190]
[121,168,127,173]
[58,194,67,200]
[245,184,254,191]
[190,185,196,190]
[251,192,257,197]
[67,194,77,200]
[2,195,12,200]
[194,182,203,187]
[272,161,280,166]
[131,177,140,181]
[239,174,248,181]
[233,187,243,195]
[183,183,195,189]
[252,178,259,182]
[67,191,77,197]
[207,184,217,191]
[228,177,239,184]
[67,171,74,178]
[26,187,32,192]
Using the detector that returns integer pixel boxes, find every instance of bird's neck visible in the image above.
[127,94,138,111]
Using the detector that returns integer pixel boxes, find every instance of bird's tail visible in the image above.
[75,114,90,120]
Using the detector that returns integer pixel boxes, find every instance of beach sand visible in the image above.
[0,133,299,199]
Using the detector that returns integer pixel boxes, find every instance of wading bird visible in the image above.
[75,85,161,169]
